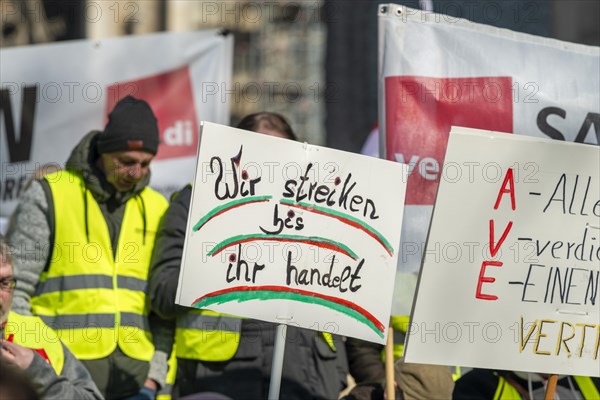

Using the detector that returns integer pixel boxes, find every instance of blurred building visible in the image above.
[1,0,326,144]
[1,0,598,148]
[164,1,326,144]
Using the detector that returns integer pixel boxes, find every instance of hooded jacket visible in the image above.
[8,131,152,310]
[7,130,168,388]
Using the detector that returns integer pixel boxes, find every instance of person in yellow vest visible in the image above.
[0,234,102,399]
[6,96,169,399]
[148,112,349,399]
[453,369,600,400]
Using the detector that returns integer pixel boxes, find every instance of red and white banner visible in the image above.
[379,4,600,314]
[0,30,233,218]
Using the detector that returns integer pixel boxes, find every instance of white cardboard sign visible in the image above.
[176,122,408,344]
[405,127,600,377]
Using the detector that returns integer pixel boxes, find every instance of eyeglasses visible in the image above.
[0,277,17,291]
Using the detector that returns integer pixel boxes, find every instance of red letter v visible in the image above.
[489,219,513,257]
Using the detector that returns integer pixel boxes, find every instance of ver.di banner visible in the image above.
[0,29,233,218]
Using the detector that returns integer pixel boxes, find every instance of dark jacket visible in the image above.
[345,337,385,384]
[148,185,349,399]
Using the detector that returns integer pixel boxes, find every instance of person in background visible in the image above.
[0,234,103,400]
[342,359,454,400]
[148,112,349,399]
[6,96,170,399]
[453,369,600,399]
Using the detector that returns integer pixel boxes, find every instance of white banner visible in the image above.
[405,127,600,377]
[378,4,600,315]
[0,30,233,217]
[176,122,408,344]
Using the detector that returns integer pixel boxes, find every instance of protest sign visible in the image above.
[0,29,232,216]
[176,122,408,344]
[378,4,600,315]
[404,127,600,377]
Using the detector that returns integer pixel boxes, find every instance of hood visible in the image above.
[65,130,151,205]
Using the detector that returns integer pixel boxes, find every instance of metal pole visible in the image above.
[268,324,287,400]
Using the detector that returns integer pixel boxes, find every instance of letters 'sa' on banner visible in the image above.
[0,30,233,217]
[176,122,408,344]
[405,127,600,377]
[378,4,600,315]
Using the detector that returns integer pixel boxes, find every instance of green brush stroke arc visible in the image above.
[193,290,384,338]
[280,198,393,254]
[193,196,272,231]
[207,234,358,259]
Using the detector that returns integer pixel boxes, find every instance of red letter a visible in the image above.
[494,168,516,210]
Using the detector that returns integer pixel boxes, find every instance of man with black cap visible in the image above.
[7,96,169,399]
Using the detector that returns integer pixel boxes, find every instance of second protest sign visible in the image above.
[405,126,600,377]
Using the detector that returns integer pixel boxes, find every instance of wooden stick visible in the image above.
[544,374,558,400]
[385,325,395,400]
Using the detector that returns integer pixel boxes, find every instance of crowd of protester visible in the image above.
[1,97,598,400]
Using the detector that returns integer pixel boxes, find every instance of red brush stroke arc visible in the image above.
[193,285,385,333]
[284,202,393,257]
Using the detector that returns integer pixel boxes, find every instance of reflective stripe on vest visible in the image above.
[175,311,336,361]
[493,376,521,400]
[4,312,65,375]
[39,312,149,331]
[32,170,167,361]
[574,376,600,400]
[35,274,147,295]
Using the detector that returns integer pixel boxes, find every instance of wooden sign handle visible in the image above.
[544,374,558,400]
[385,325,395,400]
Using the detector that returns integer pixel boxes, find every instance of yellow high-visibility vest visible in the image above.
[175,309,241,361]
[390,315,409,359]
[573,376,600,400]
[32,170,168,361]
[493,375,599,400]
[175,310,336,361]
[389,315,462,381]
[4,311,64,375]
[493,376,522,400]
